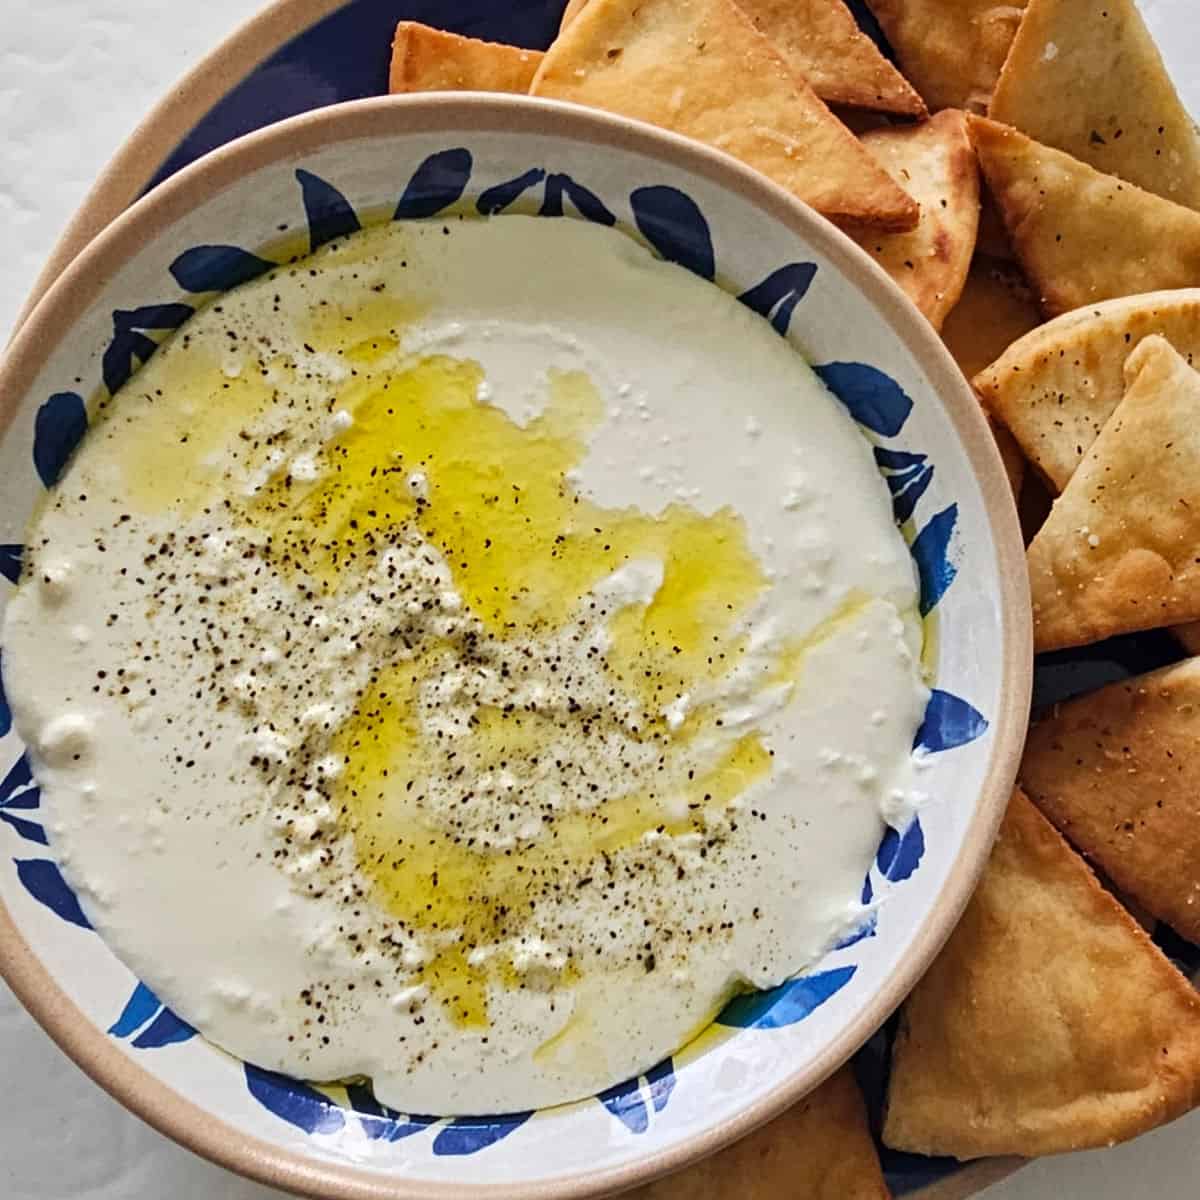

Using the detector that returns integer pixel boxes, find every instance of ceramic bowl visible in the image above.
[0,95,1030,1199]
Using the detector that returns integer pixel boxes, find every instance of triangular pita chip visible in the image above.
[531,0,920,230]
[976,289,1200,491]
[1027,336,1200,651]
[633,1066,890,1200]
[735,0,925,116]
[989,0,1200,211]
[884,787,1200,1159]
[940,257,1041,500]
[1022,658,1200,943]
[850,110,980,330]
[390,24,542,94]
[560,0,926,116]
[864,0,1027,113]
[969,117,1200,317]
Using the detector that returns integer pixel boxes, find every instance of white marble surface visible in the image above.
[1,1,1199,1197]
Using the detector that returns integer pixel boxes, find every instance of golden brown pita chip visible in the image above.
[941,258,1039,499]
[976,289,1200,492]
[1176,623,1200,656]
[941,258,1040,382]
[736,0,925,117]
[884,787,1200,1159]
[560,0,590,30]
[389,23,542,94]
[864,0,1027,113]
[968,117,1200,317]
[633,1066,890,1200]
[531,0,920,230]
[1022,658,1200,944]
[1026,336,1200,651]
[850,110,980,330]
[990,0,1200,211]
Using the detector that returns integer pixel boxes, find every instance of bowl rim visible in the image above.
[0,91,1033,1200]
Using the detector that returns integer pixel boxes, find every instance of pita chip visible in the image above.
[560,0,590,30]
[884,787,1200,1159]
[864,0,1027,113]
[390,24,542,94]
[632,1066,890,1200]
[968,117,1200,317]
[976,289,1200,492]
[1175,623,1200,656]
[530,0,920,230]
[850,110,980,330]
[990,0,1200,211]
[1027,336,1200,651]
[1022,658,1200,944]
[735,0,925,117]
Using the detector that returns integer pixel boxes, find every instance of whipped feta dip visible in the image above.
[3,215,928,1113]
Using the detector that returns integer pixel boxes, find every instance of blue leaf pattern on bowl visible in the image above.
[101,305,194,395]
[875,819,925,884]
[395,148,473,220]
[170,246,276,293]
[245,1064,346,1135]
[15,859,92,929]
[914,690,989,754]
[738,263,818,335]
[33,393,88,488]
[345,1082,437,1142]
[0,544,22,585]
[0,755,45,845]
[107,979,197,1048]
[476,168,547,216]
[911,504,959,616]
[814,362,914,437]
[108,981,162,1037]
[0,654,9,738]
[297,168,361,250]
[630,185,715,280]
[596,1057,675,1134]
[431,1111,534,1157]
[539,173,615,225]
[716,965,857,1030]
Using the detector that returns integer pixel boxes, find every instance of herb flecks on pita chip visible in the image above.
[1022,658,1200,943]
[864,0,1027,114]
[390,23,542,94]
[1027,336,1200,651]
[968,117,1200,317]
[850,110,980,330]
[975,289,1200,492]
[884,787,1200,1159]
[633,1066,891,1200]
[531,0,920,230]
[990,0,1200,211]
[736,0,925,117]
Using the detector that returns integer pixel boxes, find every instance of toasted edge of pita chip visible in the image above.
[736,0,925,117]
[634,1066,890,1200]
[1022,657,1200,943]
[884,787,1200,1159]
[530,0,920,230]
[1175,622,1200,656]
[990,0,1200,211]
[864,0,1026,114]
[390,23,543,94]
[968,116,1200,317]
[975,289,1200,492]
[848,110,979,330]
[560,0,591,31]
[1027,336,1200,650]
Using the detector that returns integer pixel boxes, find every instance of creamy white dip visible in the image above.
[3,216,927,1113]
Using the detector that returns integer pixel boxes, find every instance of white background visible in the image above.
[1,1,1198,1197]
